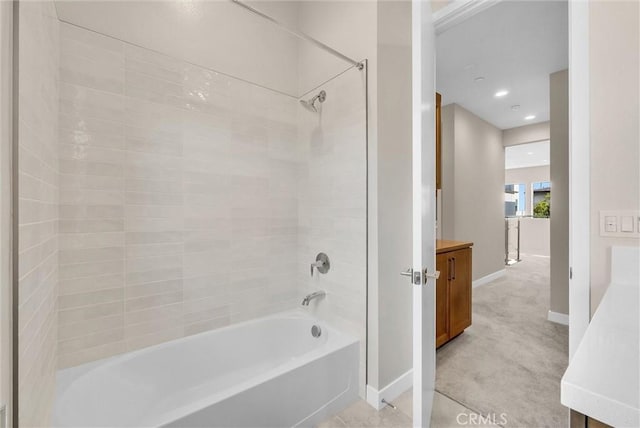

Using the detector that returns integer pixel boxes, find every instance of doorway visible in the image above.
[433,1,571,426]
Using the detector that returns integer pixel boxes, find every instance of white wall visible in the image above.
[18,1,60,425]
[442,104,505,281]
[505,165,551,257]
[54,1,301,96]
[549,70,569,316]
[373,0,413,391]
[589,0,640,313]
[294,1,373,96]
[503,121,550,147]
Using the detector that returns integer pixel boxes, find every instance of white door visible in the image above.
[410,0,437,426]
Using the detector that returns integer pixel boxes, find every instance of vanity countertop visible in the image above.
[561,246,640,427]
[436,240,473,254]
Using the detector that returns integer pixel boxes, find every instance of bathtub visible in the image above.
[53,310,359,427]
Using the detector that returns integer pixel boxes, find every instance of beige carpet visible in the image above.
[436,255,569,427]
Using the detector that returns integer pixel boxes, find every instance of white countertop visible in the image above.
[561,246,640,427]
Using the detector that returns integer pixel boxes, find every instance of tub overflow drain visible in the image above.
[311,325,322,338]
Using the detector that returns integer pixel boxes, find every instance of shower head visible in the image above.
[300,90,326,112]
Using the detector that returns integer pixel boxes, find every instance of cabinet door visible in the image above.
[449,248,472,337]
[435,253,449,347]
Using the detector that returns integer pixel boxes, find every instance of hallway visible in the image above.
[436,256,569,427]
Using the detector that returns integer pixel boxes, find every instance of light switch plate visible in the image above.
[621,216,634,232]
[600,210,640,238]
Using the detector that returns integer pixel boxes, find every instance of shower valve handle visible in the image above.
[310,261,323,276]
[310,253,330,277]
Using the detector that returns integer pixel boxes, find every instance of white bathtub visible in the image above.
[53,310,359,427]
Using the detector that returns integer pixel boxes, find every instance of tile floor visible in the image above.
[318,390,497,428]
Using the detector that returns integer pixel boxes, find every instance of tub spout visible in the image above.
[301,290,326,306]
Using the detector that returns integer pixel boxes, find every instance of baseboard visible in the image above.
[472,269,506,288]
[521,253,550,258]
[548,310,569,325]
[365,369,413,410]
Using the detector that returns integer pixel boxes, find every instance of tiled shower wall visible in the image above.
[57,23,303,368]
[18,1,60,425]
[298,66,367,394]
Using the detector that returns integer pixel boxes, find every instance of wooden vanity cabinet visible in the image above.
[436,240,473,347]
[435,252,450,347]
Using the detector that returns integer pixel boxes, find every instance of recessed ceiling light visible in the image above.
[494,90,509,98]
[527,152,534,155]
[511,105,520,111]
[524,115,536,120]
[474,77,485,83]
[543,159,549,162]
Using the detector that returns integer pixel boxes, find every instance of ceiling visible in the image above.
[505,141,550,170]
[436,1,568,130]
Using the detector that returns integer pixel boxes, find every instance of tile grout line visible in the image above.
[434,389,506,428]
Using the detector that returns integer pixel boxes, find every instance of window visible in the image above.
[505,183,526,217]
[532,181,551,218]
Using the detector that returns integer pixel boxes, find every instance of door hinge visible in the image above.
[569,267,573,280]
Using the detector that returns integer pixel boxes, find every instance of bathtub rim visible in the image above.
[54,308,359,427]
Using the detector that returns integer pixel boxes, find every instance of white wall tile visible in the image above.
[59,273,124,295]
[58,327,124,356]
[59,301,123,326]
[59,158,124,177]
[126,279,183,299]
[59,247,123,264]
[58,314,123,341]
[59,219,124,233]
[57,341,126,369]
[60,50,124,94]
[60,23,123,54]
[298,67,368,395]
[124,302,182,326]
[59,82,125,123]
[58,287,123,310]
[54,24,366,388]
[59,260,124,280]
[18,2,59,425]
